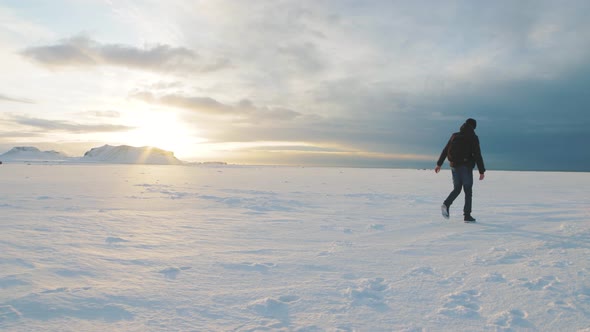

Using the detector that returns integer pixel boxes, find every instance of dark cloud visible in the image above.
[13,115,133,133]
[194,59,590,171]
[133,91,302,122]
[392,64,590,171]
[21,36,229,73]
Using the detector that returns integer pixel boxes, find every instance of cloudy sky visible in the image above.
[1,0,589,171]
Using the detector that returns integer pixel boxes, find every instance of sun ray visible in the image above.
[116,110,205,161]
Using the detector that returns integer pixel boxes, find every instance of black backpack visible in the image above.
[447,133,472,164]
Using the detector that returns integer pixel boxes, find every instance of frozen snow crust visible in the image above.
[0,165,589,331]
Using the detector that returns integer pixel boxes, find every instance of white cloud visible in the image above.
[21,35,230,73]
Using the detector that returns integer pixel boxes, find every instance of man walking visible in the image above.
[435,118,486,223]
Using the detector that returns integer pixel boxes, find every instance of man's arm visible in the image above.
[473,136,486,175]
[435,135,453,173]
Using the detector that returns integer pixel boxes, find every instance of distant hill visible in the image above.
[0,145,186,165]
[81,145,183,165]
[0,146,71,162]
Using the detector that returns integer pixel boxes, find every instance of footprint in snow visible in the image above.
[547,299,576,314]
[520,276,560,291]
[438,272,467,286]
[471,247,527,266]
[484,272,507,283]
[346,277,389,310]
[159,266,191,279]
[437,289,481,319]
[488,309,534,330]
[249,296,296,322]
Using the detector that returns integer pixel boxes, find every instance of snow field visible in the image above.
[0,165,589,331]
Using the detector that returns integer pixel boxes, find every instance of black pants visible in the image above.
[444,165,473,215]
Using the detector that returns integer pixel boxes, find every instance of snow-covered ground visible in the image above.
[0,164,589,331]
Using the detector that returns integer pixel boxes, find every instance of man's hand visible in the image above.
[435,165,441,173]
[479,173,485,180]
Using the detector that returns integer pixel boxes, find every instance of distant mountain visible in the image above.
[81,145,183,165]
[0,145,194,165]
[0,146,71,162]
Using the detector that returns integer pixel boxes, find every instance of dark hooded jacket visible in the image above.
[437,122,486,174]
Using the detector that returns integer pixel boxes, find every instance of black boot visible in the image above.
[464,215,476,223]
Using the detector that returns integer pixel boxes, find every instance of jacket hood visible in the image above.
[460,122,476,135]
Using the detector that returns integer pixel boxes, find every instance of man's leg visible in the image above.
[461,167,474,216]
[444,167,463,209]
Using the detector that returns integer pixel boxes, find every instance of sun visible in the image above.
[120,110,204,160]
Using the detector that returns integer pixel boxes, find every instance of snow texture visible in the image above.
[0,164,589,331]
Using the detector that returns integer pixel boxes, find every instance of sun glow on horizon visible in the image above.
[117,110,206,160]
